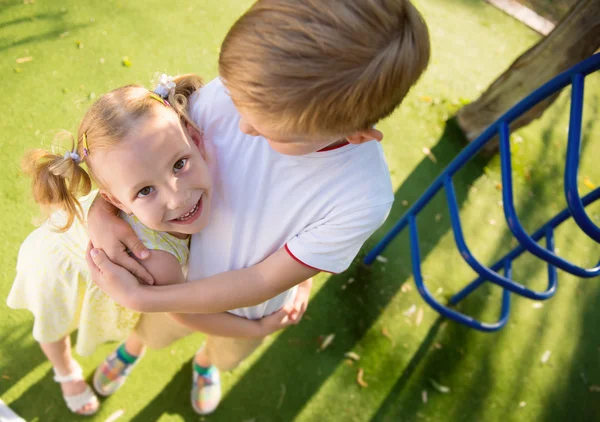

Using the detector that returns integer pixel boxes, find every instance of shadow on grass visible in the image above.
[371,92,600,422]
[0,3,92,52]
[0,328,90,421]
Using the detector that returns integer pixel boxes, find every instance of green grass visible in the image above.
[1,0,599,421]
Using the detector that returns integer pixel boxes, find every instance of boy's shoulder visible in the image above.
[189,78,237,131]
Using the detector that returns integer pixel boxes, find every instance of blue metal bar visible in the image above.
[450,192,598,305]
[365,54,600,331]
[499,121,600,277]
[409,214,511,332]
[365,53,600,265]
[444,176,557,299]
[564,73,600,243]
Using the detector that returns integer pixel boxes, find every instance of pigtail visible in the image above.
[168,74,203,129]
[22,133,92,232]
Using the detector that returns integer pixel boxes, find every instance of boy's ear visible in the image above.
[100,191,131,215]
[346,128,383,145]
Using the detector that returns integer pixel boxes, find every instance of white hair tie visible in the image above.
[64,151,81,164]
[153,74,176,99]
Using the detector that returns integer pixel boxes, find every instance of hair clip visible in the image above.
[149,92,171,107]
[82,132,90,156]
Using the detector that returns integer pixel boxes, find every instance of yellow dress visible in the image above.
[7,190,189,356]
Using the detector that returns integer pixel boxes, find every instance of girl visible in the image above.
[7,75,294,416]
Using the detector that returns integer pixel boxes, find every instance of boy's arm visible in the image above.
[88,201,391,313]
[170,306,295,338]
[87,195,154,284]
[88,246,318,313]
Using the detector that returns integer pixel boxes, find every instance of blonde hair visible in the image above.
[219,0,431,138]
[22,74,203,232]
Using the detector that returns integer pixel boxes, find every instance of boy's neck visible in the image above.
[317,138,349,152]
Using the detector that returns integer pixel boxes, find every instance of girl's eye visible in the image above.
[174,158,188,173]
[137,186,155,198]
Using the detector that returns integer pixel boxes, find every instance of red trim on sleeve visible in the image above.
[317,140,350,152]
[284,244,334,274]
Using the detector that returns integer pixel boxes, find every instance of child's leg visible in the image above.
[123,331,146,356]
[192,336,264,415]
[93,331,146,396]
[40,336,99,414]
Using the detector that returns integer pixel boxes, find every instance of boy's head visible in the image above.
[219,0,430,155]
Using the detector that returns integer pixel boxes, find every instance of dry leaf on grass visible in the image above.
[318,334,335,352]
[415,307,424,326]
[105,409,125,422]
[584,176,596,190]
[277,384,286,409]
[403,305,417,317]
[357,368,368,388]
[540,350,551,364]
[422,390,428,404]
[422,147,437,163]
[16,56,33,63]
[429,379,450,393]
[375,255,388,264]
[381,327,394,345]
[345,352,361,361]
[589,385,600,392]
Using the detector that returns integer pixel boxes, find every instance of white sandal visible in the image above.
[53,364,99,416]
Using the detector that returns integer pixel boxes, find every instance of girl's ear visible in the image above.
[100,191,131,215]
[185,122,205,152]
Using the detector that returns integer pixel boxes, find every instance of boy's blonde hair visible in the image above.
[22,74,203,232]
[219,0,430,137]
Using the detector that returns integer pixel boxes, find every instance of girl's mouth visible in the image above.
[170,196,203,225]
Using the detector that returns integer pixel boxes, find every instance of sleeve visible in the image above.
[120,213,189,265]
[285,202,393,274]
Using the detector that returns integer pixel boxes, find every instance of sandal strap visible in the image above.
[63,385,99,414]
[53,364,84,383]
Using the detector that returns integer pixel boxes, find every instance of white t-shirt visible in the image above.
[188,78,394,320]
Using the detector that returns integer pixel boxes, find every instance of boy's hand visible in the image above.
[87,195,154,285]
[289,278,313,323]
[259,305,296,337]
[86,245,146,311]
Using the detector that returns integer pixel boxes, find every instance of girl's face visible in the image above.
[93,106,212,237]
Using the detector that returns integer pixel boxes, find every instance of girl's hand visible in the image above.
[87,195,154,285]
[258,306,296,337]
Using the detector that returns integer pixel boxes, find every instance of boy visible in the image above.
[87,0,430,415]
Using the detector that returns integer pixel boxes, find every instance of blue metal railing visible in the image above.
[364,53,600,331]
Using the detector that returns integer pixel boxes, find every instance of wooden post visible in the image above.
[456,0,600,155]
